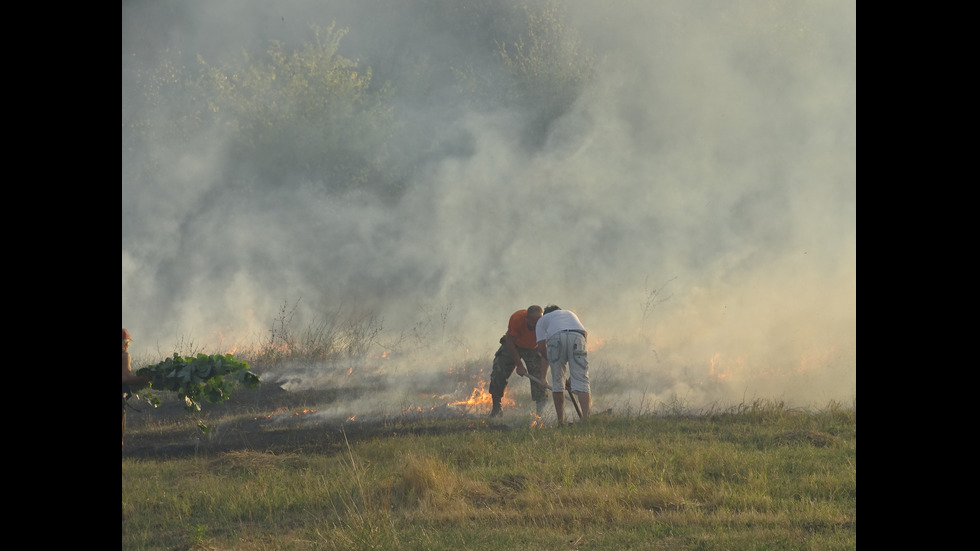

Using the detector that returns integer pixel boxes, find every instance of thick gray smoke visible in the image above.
[122,0,855,412]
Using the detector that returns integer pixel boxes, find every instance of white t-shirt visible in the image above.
[535,310,586,343]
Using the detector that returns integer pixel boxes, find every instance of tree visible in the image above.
[454,0,598,148]
[190,24,395,193]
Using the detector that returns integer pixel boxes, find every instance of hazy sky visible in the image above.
[122,0,855,411]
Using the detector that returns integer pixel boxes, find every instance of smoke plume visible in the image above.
[122,0,856,412]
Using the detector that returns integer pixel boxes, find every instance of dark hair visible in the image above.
[527,305,543,314]
[543,304,561,314]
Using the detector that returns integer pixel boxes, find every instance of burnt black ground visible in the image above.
[123,382,517,460]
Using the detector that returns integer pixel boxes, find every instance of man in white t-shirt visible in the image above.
[535,305,591,423]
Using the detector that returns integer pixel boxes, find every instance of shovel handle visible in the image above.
[521,372,550,389]
[566,382,583,419]
[521,373,582,419]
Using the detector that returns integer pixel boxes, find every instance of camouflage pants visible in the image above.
[489,343,549,402]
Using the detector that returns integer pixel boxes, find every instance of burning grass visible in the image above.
[122,366,532,460]
[123,314,854,549]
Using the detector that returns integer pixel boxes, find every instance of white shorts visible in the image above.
[546,330,590,393]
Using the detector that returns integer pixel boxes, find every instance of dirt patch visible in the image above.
[124,405,513,460]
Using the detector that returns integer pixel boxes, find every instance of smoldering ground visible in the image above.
[122,0,855,414]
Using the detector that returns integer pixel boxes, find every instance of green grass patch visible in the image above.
[123,400,854,550]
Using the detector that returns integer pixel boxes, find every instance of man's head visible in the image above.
[526,305,543,328]
[544,304,561,314]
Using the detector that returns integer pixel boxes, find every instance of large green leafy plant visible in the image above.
[133,353,260,414]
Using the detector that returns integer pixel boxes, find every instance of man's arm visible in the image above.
[504,334,528,376]
[537,340,549,386]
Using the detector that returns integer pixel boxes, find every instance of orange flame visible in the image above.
[587,336,606,352]
[709,352,728,381]
[255,406,289,419]
[450,380,515,408]
[530,412,546,429]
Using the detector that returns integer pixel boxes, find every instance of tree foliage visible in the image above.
[451,0,597,145]
[189,23,395,192]
[123,1,597,196]
[502,3,596,110]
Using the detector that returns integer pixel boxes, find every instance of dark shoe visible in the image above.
[490,396,503,417]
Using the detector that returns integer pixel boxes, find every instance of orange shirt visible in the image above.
[506,309,538,349]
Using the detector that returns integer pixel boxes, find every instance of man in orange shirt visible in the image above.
[122,328,150,448]
[488,305,549,417]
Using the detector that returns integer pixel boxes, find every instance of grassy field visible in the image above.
[122,389,855,550]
